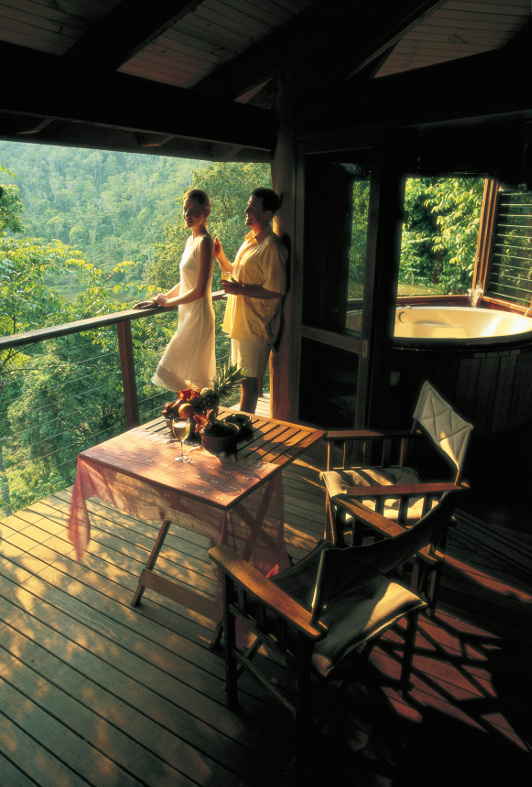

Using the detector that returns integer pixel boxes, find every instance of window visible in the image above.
[302,156,370,336]
[486,188,532,307]
[399,177,484,297]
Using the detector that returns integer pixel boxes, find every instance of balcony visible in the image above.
[1,316,531,784]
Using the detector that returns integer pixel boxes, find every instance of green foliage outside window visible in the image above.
[0,166,166,515]
[348,178,370,299]
[400,177,484,295]
[347,176,484,297]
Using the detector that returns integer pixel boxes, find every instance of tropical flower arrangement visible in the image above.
[161,361,245,435]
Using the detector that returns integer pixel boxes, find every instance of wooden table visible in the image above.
[67,409,325,625]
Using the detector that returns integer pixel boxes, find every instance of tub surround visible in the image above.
[391,305,532,436]
[395,305,532,343]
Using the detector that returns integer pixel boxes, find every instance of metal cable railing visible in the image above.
[0,295,230,517]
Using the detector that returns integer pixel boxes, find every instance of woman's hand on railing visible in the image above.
[133,299,157,309]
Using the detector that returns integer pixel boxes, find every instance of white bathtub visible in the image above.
[394,306,532,340]
[391,305,532,434]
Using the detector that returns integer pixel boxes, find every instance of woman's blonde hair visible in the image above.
[184,188,211,209]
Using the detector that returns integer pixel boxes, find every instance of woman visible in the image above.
[135,189,216,392]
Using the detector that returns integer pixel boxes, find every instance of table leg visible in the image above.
[131,518,219,624]
[209,620,224,651]
[131,519,172,607]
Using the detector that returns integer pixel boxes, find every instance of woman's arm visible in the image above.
[155,235,213,308]
[135,280,181,309]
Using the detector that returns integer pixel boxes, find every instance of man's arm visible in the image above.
[222,280,282,299]
[214,237,233,274]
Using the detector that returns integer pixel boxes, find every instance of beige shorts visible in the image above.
[231,338,271,378]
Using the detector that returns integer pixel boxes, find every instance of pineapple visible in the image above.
[198,361,245,411]
[199,387,220,411]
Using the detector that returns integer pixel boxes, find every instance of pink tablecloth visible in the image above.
[67,426,290,577]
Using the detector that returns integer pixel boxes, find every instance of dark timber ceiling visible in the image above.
[1,0,531,163]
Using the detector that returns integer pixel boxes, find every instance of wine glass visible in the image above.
[172,419,191,462]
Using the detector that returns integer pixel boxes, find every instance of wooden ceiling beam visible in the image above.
[0,112,272,162]
[64,0,205,71]
[291,0,447,91]
[0,42,274,152]
[195,0,445,101]
[195,0,358,99]
[296,44,532,139]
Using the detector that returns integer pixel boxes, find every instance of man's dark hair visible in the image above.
[252,187,281,215]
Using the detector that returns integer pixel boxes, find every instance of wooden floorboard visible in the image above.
[0,396,530,785]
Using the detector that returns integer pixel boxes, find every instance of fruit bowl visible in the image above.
[201,422,238,454]
[223,413,253,439]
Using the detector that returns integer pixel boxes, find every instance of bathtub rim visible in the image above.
[393,305,532,348]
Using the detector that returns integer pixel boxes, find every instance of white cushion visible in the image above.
[322,466,428,520]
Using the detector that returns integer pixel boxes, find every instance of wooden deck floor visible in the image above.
[0,397,530,785]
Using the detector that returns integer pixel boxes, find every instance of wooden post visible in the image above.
[271,72,297,422]
[474,176,499,293]
[356,138,406,429]
[117,319,140,428]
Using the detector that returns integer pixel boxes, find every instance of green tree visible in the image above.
[348,176,370,298]
[400,177,484,294]
[0,166,163,515]
[0,142,205,285]
[0,180,24,235]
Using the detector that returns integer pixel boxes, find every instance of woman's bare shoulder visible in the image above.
[198,232,215,252]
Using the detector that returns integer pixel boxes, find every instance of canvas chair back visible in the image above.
[311,491,458,623]
[413,381,473,480]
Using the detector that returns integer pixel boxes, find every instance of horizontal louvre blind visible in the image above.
[487,190,532,306]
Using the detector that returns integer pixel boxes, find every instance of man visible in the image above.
[215,187,287,414]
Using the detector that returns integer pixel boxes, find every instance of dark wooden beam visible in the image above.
[64,0,204,71]
[296,43,532,139]
[291,0,447,92]
[0,42,274,152]
[501,16,532,58]
[195,0,445,101]
[0,112,272,162]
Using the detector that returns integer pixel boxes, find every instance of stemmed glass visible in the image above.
[172,419,191,462]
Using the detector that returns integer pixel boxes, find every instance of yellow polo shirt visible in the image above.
[223,226,287,343]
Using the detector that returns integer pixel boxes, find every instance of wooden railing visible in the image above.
[0,293,226,516]
[0,293,226,428]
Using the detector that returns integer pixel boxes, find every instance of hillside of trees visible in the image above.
[0,141,207,289]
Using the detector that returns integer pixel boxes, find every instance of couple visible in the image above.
[135,187,287,414]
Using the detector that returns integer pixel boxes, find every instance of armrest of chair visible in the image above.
[342,481,462,498]
[324,428,413,442]
[332,497,408,537]
[209,545,323,640]
[334,498,442,565]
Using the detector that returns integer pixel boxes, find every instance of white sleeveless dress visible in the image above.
[152,233,216,392]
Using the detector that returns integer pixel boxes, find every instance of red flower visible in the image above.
[192,412,209,433]
[178,387,200,403]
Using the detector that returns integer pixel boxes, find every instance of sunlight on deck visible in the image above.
[0,397,530,785]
